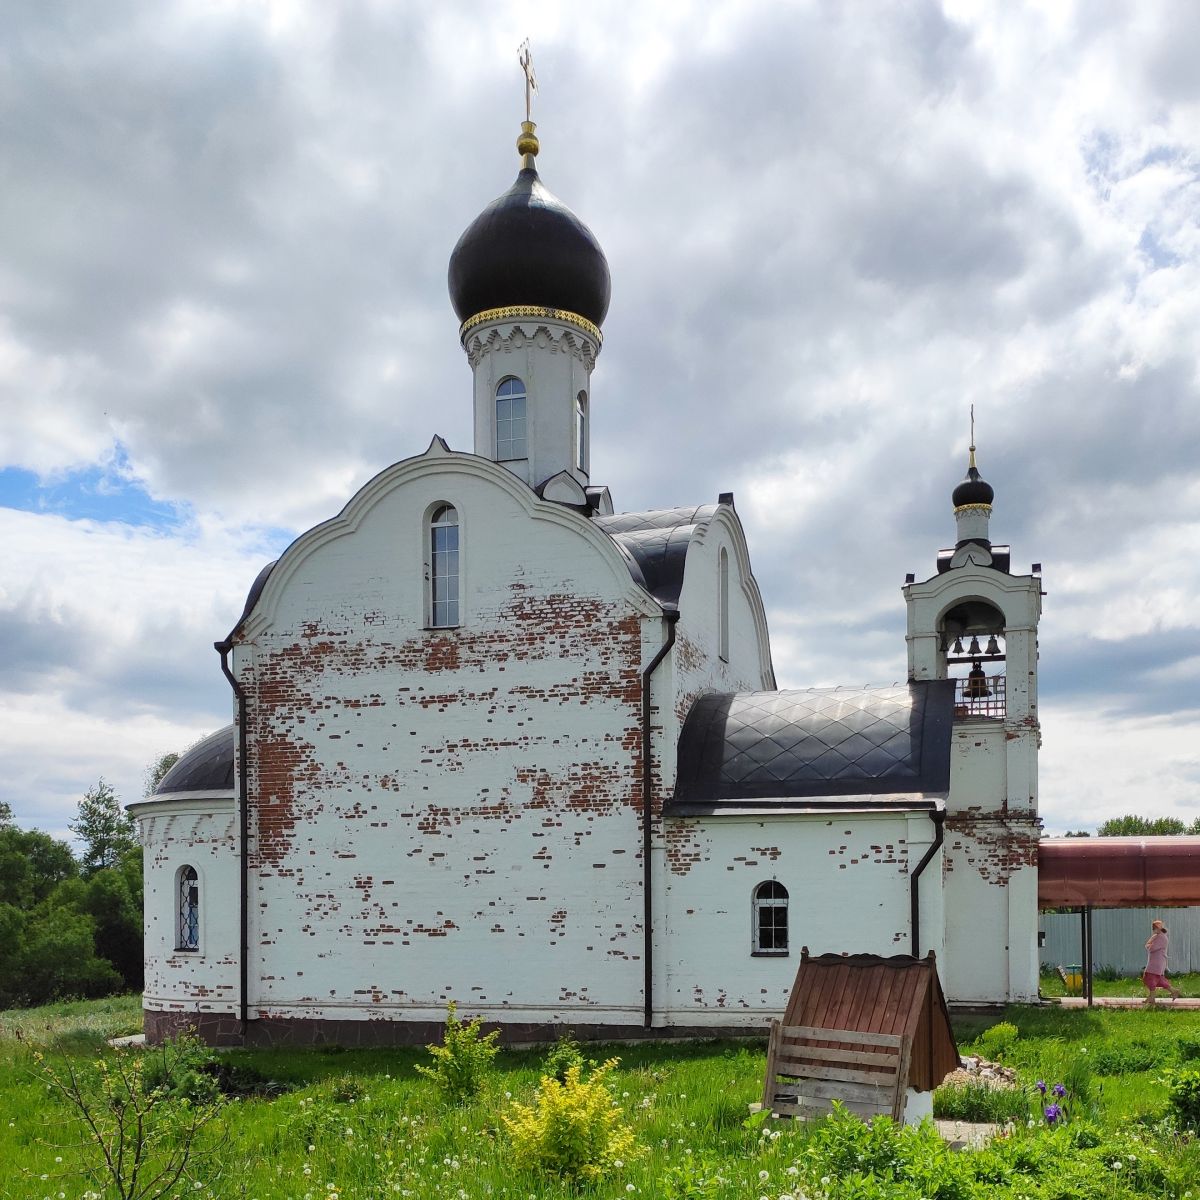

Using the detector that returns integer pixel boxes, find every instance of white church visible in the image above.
[131,114,1044,1047]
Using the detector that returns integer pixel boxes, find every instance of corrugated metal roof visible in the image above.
[155,725,235,794]
[781,950,959,1092]
[593,505,718,609]
[1039,837,1200,909]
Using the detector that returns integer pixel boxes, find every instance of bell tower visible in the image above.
[447,47,610,500]
[902,433,1043,1005]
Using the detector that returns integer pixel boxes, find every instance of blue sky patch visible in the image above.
[0,450,185,529]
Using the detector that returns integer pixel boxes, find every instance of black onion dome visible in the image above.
[155,726,235,794]
[952,463,994,508]
[448,166,611,327]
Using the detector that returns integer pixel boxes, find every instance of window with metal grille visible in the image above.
[496,377,527,460]
[429,504,460,628]
[177,866,199,951]
[752,880,788,955]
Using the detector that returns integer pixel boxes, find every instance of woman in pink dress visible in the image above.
[1143,918,1181,1004]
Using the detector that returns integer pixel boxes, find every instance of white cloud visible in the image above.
[2,0,1199,837]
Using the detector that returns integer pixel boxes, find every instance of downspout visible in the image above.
[642,609,679,1030]
[215,639,250,1033]
[910,809,945,958]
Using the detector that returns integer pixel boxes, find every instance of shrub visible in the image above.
[1177,1034,1200,1063]
[33,1039,223,1199]
[141,1032,220,1105]
[933,1079,1028,1123]
[542,1032,585,1083]
[1089,1041,1166,1075]
[976,1021,1019,1060]
[1165,1064,1200,1131]
[415,1002,499,1103]
[502,1057,638,1181]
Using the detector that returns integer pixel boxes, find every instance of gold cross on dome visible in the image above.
[519,39,538,122]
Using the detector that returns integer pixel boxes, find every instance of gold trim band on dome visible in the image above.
[954,502,993,514]
[459,306,603,345]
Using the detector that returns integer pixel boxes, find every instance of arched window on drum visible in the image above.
[176,866,199,952]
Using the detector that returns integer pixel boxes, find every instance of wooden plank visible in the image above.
[762,1019,781,1110]
[773,1096,888,1119]
[891,1035,912,1122]
[773,1060,901,1087]
[778,1025,905,1048]
[783,1078,896,1105]
[775,1044,900,1067]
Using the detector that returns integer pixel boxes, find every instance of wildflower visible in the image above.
[1035,1080,1047,1094]
[759,1171,770,1181]
[1052,1083,1066,1097]
[1044,1103,1062,1124]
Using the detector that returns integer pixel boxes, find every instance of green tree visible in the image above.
[143,751,180,797]
[0,826,78,906]
[71,779,137,876]
[1096,814,1199,837]
[84,861,144,991]
[0,798,13,827]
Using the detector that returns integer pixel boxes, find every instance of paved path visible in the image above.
[1050,995,1200,1009]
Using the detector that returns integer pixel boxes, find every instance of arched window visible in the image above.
[429,504,460,628]
[177,866,199,951]
[496,377,527,461]
[718,547,730,662]
[575,391,588,471]
[752,880,788,955]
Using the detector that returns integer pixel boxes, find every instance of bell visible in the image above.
[952,637,964,655]
[968,636,982,656]
[985,634,1000,656]
[965,662,990,699]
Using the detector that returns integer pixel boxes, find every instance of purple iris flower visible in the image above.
[1044,1104,1062,1123]
[1036,1080,1047,1094]
[1052,1083,1066,1097]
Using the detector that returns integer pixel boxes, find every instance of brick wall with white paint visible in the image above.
[230,450,667,1028]
[657,813,923,1025]
[132,795,240,1020]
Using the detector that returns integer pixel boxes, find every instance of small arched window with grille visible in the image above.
[752,880,788,955]
[496,377,528,461]
[428,503,460,628]
[177,866,199,951]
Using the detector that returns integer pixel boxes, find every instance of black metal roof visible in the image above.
[155,725,235,794]
[952,463,994,508]
[448,166,611,327]
[669,680,955,814]
[594,505,719,610]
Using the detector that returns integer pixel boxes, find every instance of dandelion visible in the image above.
[759,1171,770,1181]
[626,1186,636,1194]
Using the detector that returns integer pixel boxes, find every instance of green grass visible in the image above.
[3,996,1200,1199]
[1039,969,1200,999]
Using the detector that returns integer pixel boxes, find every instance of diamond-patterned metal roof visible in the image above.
[594,505,717,608]
[671,681,954,810]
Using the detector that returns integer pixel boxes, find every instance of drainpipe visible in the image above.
[215,639,250,1033]
[910,809,945,958]
[642,610,679,1029]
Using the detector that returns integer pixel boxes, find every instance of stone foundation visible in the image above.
[143,1009,765,1048]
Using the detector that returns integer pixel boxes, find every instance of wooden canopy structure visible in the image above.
[761,949,959,1120]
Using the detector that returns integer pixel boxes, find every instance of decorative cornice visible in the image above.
[953,502,993,515]
[465,320,597,370]
[459,305,602,346]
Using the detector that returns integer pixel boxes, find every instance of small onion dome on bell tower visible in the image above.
[952,442,994,557]
[447,121,611,340]
[952,447,995,510]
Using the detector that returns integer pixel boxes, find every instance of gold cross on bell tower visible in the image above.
[516,39,540,165]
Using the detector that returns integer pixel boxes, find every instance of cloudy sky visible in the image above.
[3,0,1199,841]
